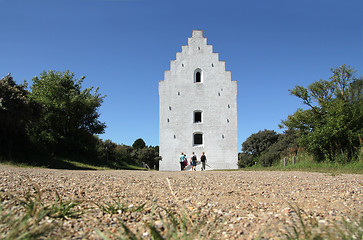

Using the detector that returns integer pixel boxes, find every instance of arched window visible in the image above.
[194,69,202,83]
[196,72,201,82]
[193,133,203,146]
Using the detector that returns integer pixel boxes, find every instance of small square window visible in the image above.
[194,133,203,145]
[194,111,202,123]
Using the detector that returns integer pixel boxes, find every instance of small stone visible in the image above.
[154,220,163,229]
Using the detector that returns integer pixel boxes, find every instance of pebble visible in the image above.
[0,165,361,239]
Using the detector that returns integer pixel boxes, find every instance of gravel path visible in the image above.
[0,165,362,239]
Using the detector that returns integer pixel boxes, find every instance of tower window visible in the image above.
[194,69,202,83]
[193,133,203,145]
[194,111,202,123]
[196,72,201,82]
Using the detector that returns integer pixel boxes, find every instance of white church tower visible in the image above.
[159,30,238,171]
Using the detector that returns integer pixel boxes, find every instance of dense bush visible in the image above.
[29,70,106,157]
[96,138,160,169]
[259,130,297,166]
[239,65,362,168]
[239,130,279,167]
[238,152,254,168]
[239,130,297,168]
[281,65,362,163]
[0,74,40,160]
[0,71,162,170]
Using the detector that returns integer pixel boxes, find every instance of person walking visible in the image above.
[184,153,188,169]
[200,152,207,171]
[179,152,185,171]
[191,152,197,171]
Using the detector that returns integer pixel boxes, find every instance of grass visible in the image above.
[281,204,363,240]
[0,183,83,239]
[124,206,218,240]
[0,157,145,171]
[239,149,363,174]
[283,160,363,174]
[47,191,84,219]
[97,197,146,215]
[1,180,362,239]
[19,184,84,219]
[96,204,219,240]
[95,178,363,240]
[96,178,220,240]
[0,204,56,240]
[1,177,220,240]
[241,157,363,174]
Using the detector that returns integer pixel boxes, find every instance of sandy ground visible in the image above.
[0,165,362,239]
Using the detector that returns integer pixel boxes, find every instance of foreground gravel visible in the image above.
[0,165,362,239]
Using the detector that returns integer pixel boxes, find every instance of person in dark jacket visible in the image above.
[200,152,207,171]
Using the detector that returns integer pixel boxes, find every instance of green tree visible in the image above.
[0,74,38,159]
[132,138,146,150]
[239,130,297,167]
[238,152,254,168]
[131,146,160,169]
[259,130,297,166]
[239,129,279,167]
[97,139,117,162]
[115,144,134,164]
[241,129,279,156]
[29,70,106,156]
[281,65,363,162]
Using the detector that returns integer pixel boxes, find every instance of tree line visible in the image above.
[97,138,161,169]
[0,70,160,169]
[2,65,361,170]
[239,65,362,167]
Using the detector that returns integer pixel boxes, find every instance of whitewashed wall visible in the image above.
[159,30,238,171]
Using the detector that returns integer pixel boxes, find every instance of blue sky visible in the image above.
[1,0,362,149]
